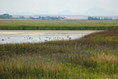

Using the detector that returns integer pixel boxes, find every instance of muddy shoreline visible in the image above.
[0,30,101,44]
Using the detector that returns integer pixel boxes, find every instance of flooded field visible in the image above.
[0,30,99,44]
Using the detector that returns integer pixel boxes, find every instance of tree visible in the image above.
[0,14,12,19]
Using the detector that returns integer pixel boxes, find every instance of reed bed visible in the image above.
[0,19,118,30]
[0,30,118,79]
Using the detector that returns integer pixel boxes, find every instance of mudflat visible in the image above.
[0,30,100,35]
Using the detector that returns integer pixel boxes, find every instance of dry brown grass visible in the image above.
[95,53,118,63]
[84,30,118,38]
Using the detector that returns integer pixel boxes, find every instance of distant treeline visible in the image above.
[0,14,65,20]
[30,16,65,20]
[1,14,118,20]
[0,14,13,19]
[39,16,65,20]
[88,16,118,20]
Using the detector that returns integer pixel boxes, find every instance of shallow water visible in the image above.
[0,30,99,44]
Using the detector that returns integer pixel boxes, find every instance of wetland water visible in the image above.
[0,30,99,44]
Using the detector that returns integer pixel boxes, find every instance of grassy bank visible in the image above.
[0,19,118,30]
[0,30,118,79]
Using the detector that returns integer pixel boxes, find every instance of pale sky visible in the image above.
[0,0,118,16]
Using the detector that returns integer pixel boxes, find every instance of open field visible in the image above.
[0,30,118,79]
[0,19,118,30]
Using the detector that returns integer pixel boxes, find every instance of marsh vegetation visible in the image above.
[0,30,118,79]
[0,19,118,30]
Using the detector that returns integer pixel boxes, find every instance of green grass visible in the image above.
[0,19,118,30]
[0,30,118,79]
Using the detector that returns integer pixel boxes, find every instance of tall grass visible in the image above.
[0,30,118,79]
[0,19,118,30]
